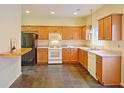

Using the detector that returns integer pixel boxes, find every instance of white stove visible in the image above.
[48,32,62,64]
[48,48,62,64]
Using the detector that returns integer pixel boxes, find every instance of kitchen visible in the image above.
[0,4,124,88]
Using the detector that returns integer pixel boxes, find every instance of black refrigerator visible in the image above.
[21,32,37,66]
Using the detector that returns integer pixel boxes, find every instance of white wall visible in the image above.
[0,5,21,87]
[22,16,85,26]
[85,4,124,86]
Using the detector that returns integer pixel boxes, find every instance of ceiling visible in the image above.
[22,4,104,18]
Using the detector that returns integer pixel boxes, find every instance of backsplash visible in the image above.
[37,40,89,47]
[102,41,122,51]
[37,40,122,52]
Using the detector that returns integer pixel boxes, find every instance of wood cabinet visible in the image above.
[78,49,83,63]
[21,26,39,33]
[62,48,78,63]
[37,48,48,64]
[62,48,71,62]
[38,26,49,40]
[48,26,62,33]
[98,14,122,40]
[81,25,91,40]
[21,26,83,40]
[70,48,78,61]
[62,26,81,40]
[82,50,88,69]
[78,49,88,69]
[98,19,104,40]
[96,55,121,85]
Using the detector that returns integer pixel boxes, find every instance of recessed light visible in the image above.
[25,10,30,14]
[73,12,77,15]
[51,11,55,14]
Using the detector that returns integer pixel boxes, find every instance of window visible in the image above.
[91,27,103,47]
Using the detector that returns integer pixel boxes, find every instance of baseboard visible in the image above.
[8,72,22,88]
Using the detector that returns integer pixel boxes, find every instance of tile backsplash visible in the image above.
[37,40,122,52]
[102,41,122,51]
[37,40,89,47]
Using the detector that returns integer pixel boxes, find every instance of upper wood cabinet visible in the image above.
[21,26,84,40]
[98,14,122,40]
[98,19,104,40]
[62,26,81,40]
[38,26,49,40]
[21,26,39,32]
[48,26,62,33]
[81,25,91,40]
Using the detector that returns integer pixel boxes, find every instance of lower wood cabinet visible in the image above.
[96,55,121,85]
[37,48,48,64]
[78,49,83,62]
[78,49,88,69]
[62,48,78,63]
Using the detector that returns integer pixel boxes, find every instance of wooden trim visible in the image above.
[98,13,123,21]
[22,25,84,27]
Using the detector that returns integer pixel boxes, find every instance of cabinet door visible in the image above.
[70,48,78,62]
[62,27,73,40]
[71,27,81,40]
[21,26,39,32]
[98,19,104,40]
[37,48,48,64]
[81,26,86,40]
[21,26,30,32]
[104,16,112,40]
[62,48,71,62]
[78,49,82,62]
[48,26,62,33]
[38,26,49,40]
[96,60,102,83]
[83,51,88,69]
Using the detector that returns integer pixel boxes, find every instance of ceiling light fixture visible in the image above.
[51,11,55,14]
[25,10,30,14]
[73,12,77,15]
[73,9,80,15]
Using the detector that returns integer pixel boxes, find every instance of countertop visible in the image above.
[37,46,121,57]
[0,48,32,57]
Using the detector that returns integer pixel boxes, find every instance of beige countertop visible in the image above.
[0,48,32,57]
[37,46,121,57]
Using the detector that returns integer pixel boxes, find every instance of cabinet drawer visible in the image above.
[96,55,102,62]
[37,48,48,52]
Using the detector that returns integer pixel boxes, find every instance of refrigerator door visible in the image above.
[21,32,36,66]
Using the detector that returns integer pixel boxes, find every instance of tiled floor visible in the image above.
[10,64,121,88]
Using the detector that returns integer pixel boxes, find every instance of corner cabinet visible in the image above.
[98,14,122,40]
[81,25,91,40]
[96,55,121,85]
[78,49,88,69]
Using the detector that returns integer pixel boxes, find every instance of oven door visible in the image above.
[48,49,62,60]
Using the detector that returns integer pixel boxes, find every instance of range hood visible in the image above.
[49,32,62,40]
